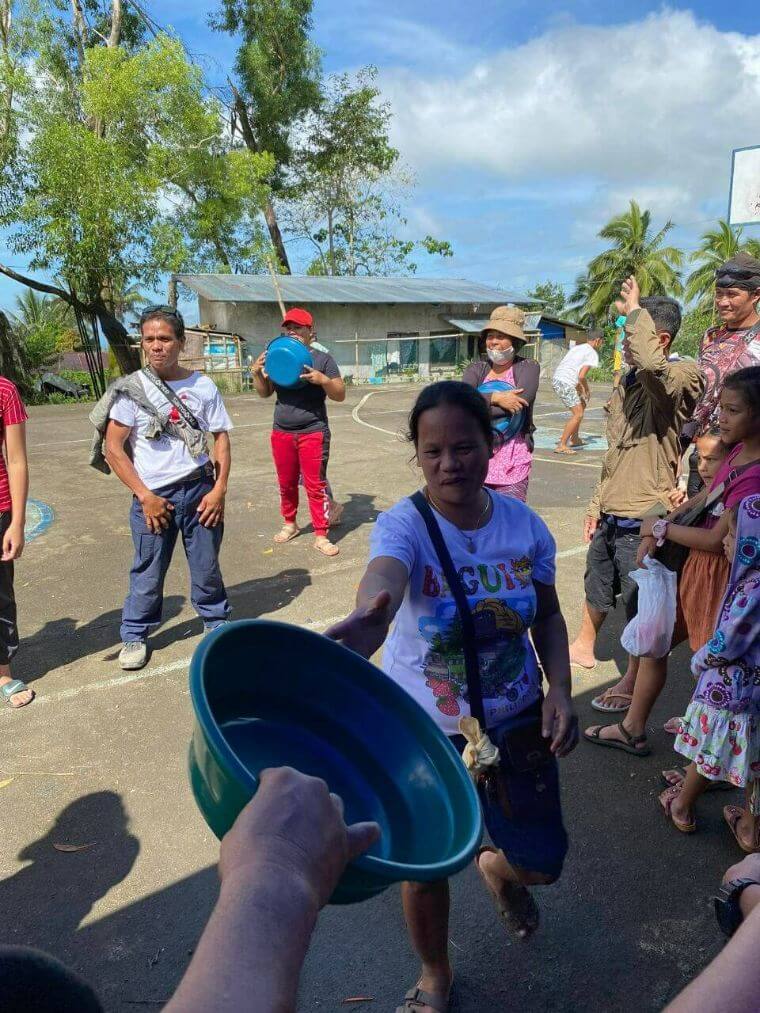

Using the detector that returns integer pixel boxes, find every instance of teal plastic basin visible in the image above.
[188,620,482,904]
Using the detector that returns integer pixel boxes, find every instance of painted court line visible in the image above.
[352,391,398,436]
[0,615,347,713]
[556,544,588,558]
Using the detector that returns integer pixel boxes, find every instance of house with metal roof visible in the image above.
[172,274,583,383]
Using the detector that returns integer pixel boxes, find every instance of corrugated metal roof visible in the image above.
[174,274,541,306]
[444,317,491,332]
[445,313,544,334]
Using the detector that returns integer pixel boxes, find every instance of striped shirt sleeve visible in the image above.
[0,378,28,426]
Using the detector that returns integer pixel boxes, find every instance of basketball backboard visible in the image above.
[728,145,760,226]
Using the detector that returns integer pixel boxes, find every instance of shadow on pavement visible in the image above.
[16,567,314,687]
[0,667,744,1012]
[330,492,381,544]
[0,792,139,976]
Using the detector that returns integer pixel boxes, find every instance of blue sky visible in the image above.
[3,0,760,321]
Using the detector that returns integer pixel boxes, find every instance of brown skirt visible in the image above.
[677,549,731,652]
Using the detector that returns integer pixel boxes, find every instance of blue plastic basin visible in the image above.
[478,378,525,439]
[265,335,312,388]
[188,620,482,904]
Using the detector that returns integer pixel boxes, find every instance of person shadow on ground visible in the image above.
[15,566,315,688]
[0,791,139,975]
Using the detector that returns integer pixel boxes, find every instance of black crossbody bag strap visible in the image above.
[141,367,201,431]
[410,491,486,727]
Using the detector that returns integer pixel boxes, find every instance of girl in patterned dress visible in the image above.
[660,497,760,849]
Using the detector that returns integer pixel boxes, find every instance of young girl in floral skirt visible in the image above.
[660,497,760,850]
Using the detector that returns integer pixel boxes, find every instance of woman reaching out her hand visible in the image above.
[327,381,577,1013]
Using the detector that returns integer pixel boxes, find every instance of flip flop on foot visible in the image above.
[396,976,453,1013]
[273,524,300,544]
[568,644,597,670]
[475,846,539,939]
[723,805,760,853]
[659,785,697,833]
[314,536,339,557]
[590,690,632,713]
[554,446,577,455]
[583,721,651,756]
[0,678,34,709]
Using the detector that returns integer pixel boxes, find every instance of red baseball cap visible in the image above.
[282,307,313,328]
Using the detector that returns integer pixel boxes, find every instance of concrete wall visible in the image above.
[195,298,503,382]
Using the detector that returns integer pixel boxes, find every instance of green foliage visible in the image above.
[579,200,683,322]
[2,20,274,357]
[676,307,712,360]
[685,220,760,314]
[528,280,566,316]
[283,69,453,276]
[8,288,75,368]
[211,0,322,174]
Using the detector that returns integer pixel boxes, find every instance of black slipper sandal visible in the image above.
[475,846,539,939]
[583,721,651,756]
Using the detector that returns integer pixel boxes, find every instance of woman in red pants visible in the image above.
[252,307,346,557]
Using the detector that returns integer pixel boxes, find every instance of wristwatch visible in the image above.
[714,878,760,937]
[651,518,669,546]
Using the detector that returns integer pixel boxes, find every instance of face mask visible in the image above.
[487,347,514,366]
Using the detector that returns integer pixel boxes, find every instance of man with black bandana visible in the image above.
[684,252,760,494]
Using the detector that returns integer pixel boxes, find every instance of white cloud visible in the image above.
[378,10,760,219]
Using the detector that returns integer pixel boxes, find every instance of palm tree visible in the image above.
[582,200,683,320]
[9,289,74,369]
[685,220,760,314]
[566,273,597,325]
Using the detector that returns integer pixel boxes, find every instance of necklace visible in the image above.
[426,489,491,553]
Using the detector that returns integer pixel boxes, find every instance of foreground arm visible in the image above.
[166,768,379,1013]
[196,431,231,528]
[325,556,408,658]
[666,855,760,1013]
[3,422,28,561]
[531,581,578,757]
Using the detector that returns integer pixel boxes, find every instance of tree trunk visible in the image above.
[91,298,139,373]
[263,199,291,273]
[108,0,122,48]
[0,263,140,374]
[326,207,334,275]
[229,81,292,274]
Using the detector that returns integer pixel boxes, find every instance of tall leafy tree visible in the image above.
[581,200,683,321]
[212,0,323,272]
[0,3,273,372]
[282,69,452,276]
[527,281,566,316]
[685,219,760,314]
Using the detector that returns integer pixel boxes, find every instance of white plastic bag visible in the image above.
[620,556,678,659]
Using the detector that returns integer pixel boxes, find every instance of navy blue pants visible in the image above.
[121,470,230,643]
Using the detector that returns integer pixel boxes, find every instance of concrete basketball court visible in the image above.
[0,381,736,1011]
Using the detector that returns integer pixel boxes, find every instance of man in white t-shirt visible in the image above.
[551,331,603,455]
[104,306,233,670]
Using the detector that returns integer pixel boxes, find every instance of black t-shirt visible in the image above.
[272,348,341,433]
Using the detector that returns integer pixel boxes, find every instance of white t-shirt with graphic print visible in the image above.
[109,371,233,491]
[369,491,556,736]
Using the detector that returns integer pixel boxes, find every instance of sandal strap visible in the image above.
[616,722,646,745]
[1,679,28,700]
[398,987,449,1013]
